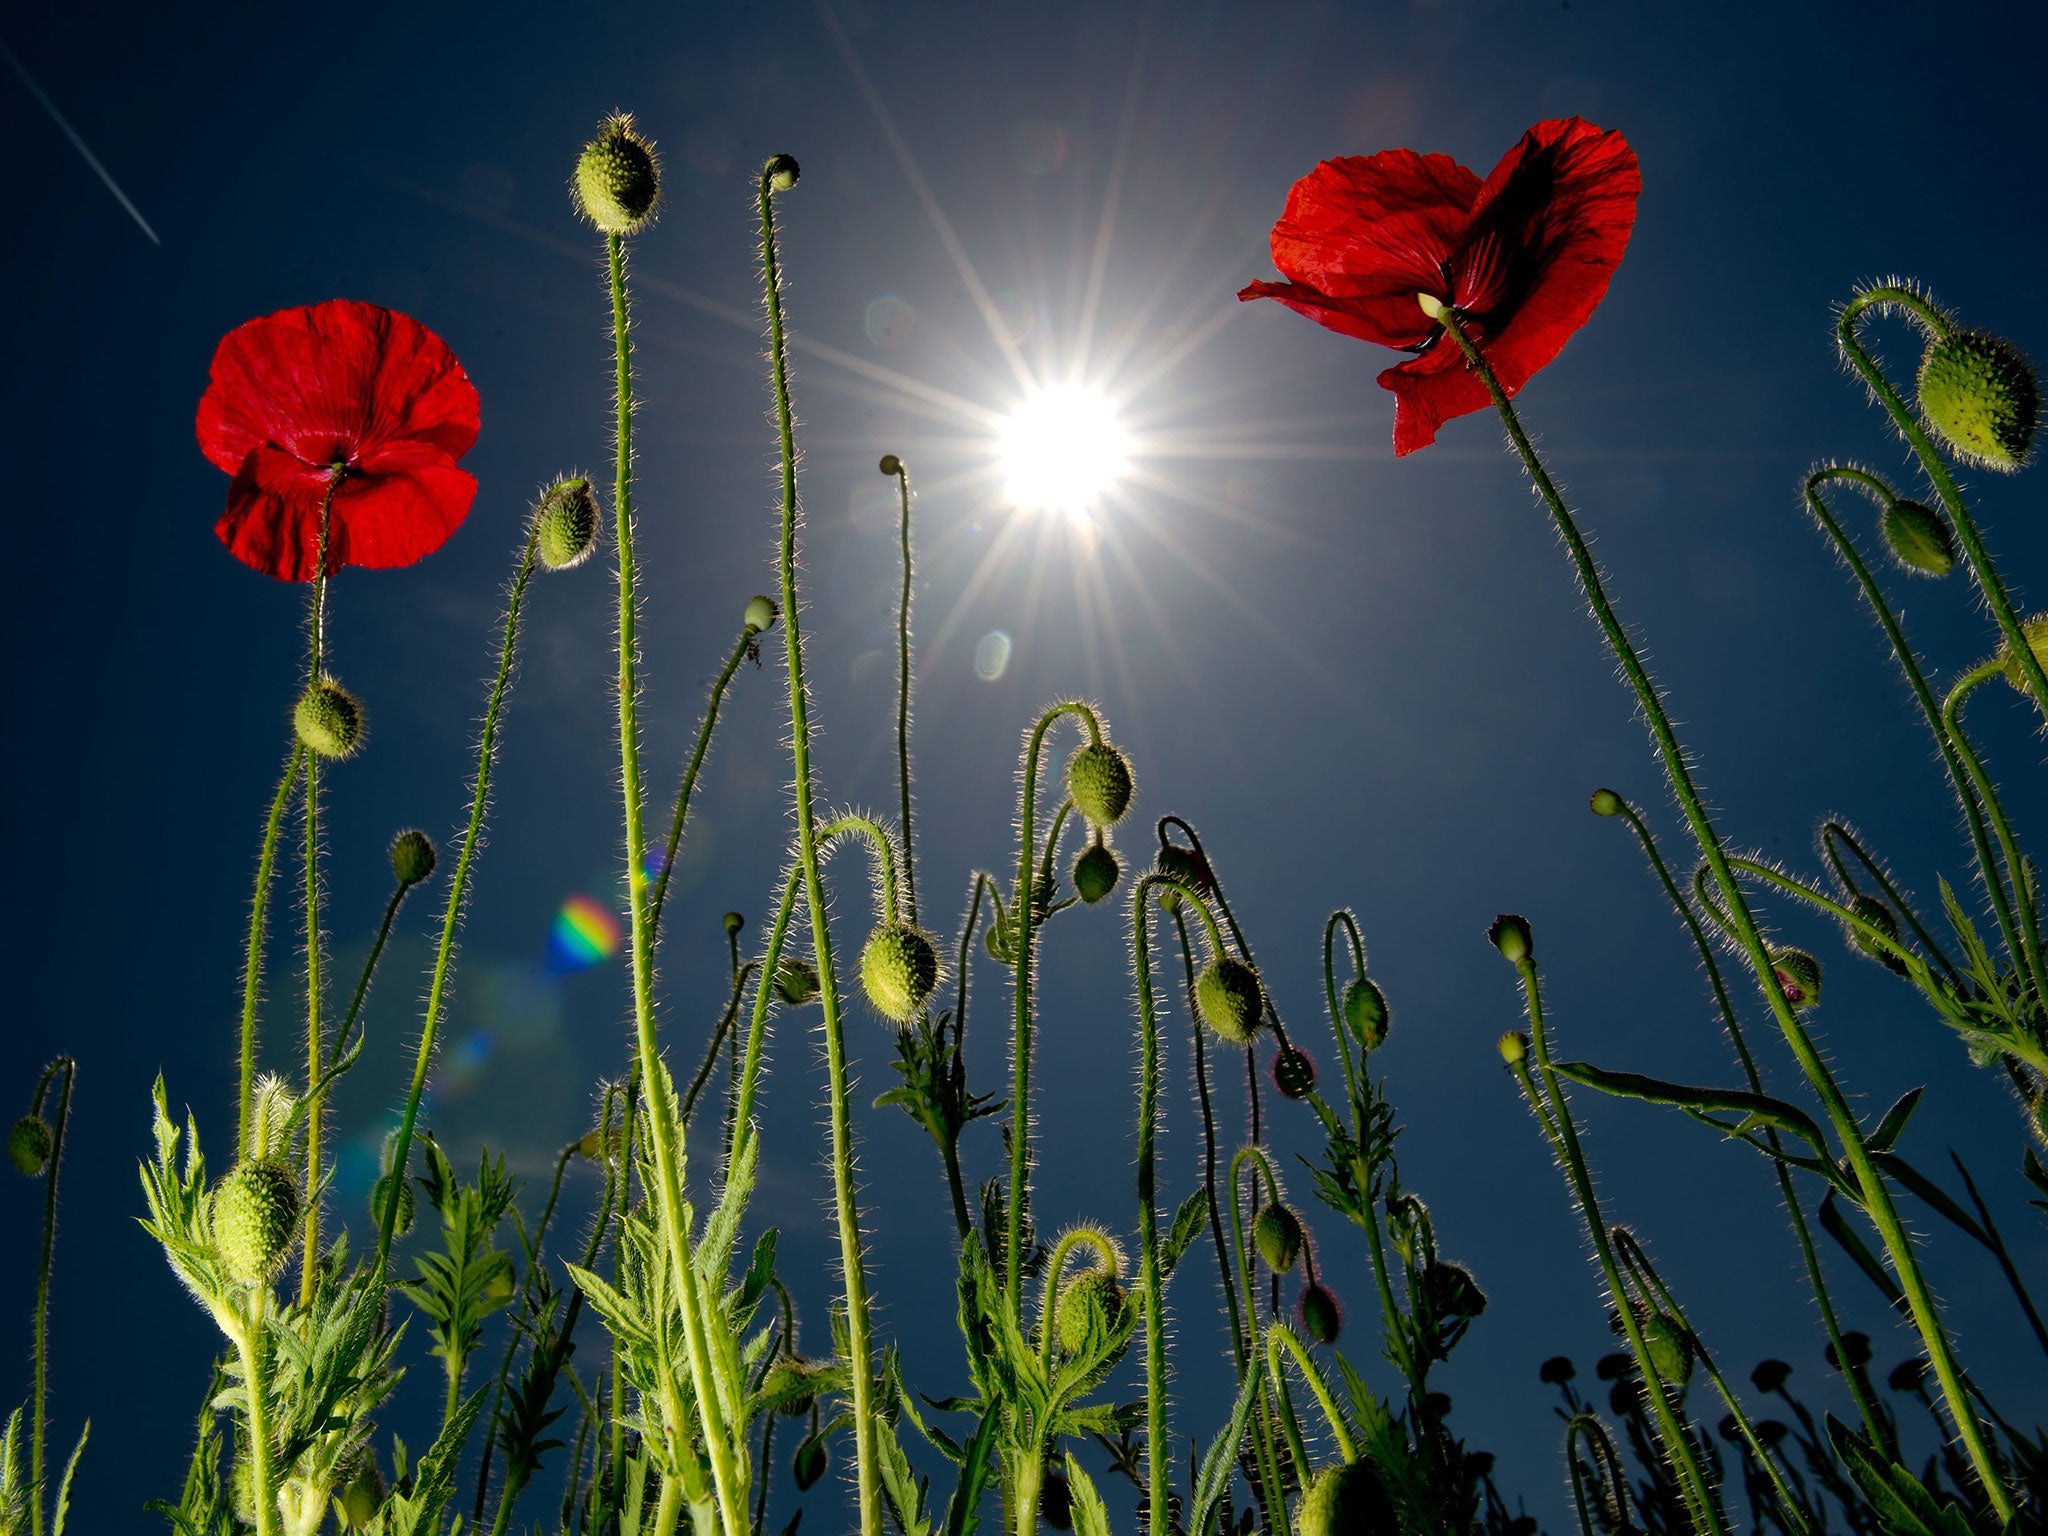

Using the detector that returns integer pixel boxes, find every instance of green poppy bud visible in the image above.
[984,915,1014,964]
[1294,1461,1399,1536]
[389,829,436,888]
[1195,956,1266,1044]
[1342,977,1389,1050]
[295,677,365,760]
[1879,498,1955,577]
[1498,1030,1528,1066]
[8,1115,52,1177]
[1297,1282,1343,1345]
[370,1169,415,1241]
[1154,842,1213,914]
[723,910,745,936]
[744,595,777,633]
[1589,787,1623,817]
[574,114,661,235]
[533,476,600,572]
[212,1157,302,1285]
[1072,840,1120,905]
[1066,742,1135,827]
[1252,1203,1304,1272]
[774,956,820,1008]
[335,1449,385,1530]
[860,923,940,1023]
[2001,614,2048,693]
[1636,1306,1694,1387]
[1270,1044,1316,1100]
[1054,1268,1125,1355]
[1423,1261,1487,1322]
[878,453,904,477]
[1916,328,2038,472]
[764,153,801,192]
[1770,948,1823,1009]
[760,1355,827,1418]
[792,1433,829,1492]
[1488,914,1532,964]
[1845,895,1906,974]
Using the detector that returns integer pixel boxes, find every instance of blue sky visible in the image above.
[4,1,2046,1529]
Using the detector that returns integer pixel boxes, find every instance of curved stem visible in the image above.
[1264,1325,1355,1463]
[1943,664,2048,1000]
[729,870,801,1168]
[1819,820,1960,985]
[238,751,304,1159]
[1220,1143,1288,1529]
[648,626,757,944]
[890,460,919,928]
[27,1057,73,1536]
[1035,1228,1121,1378]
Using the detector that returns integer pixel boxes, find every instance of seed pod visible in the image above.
[1342,977,1390,1050]
[294,678,365,759]
[1879,498,1956,577]
[8,1115,52,1177]
[1770,948,1823,1009]
[1270,1044,1316,1100]
[212,1157,302,1285]
[1293,1461,1399,1536]
[573,114,661,234]
[1072,840,1120,906]
[1066,742,1135,827]
[763,153,801,192]
[1194,956,1265,1044]
[1297,1282,1343,1345]
[1916,328,2038,472]
[744,595,777,634]
[1252,1204,1304,1272]
[533,476,600,572]
[1054,1268,1125,1355]
[389,829,436,888]
[1488,913,1532,964]
[860,923,940,1023]
[774,956,821,1008]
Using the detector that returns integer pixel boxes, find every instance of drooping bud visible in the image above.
[1916,328,2038,472]
[1195,956,1266,1044]
[1633,1303,1694,1387]
[1252,1203,1304,1272]
[764,153,802,192]
[573,114,661,235]
[2001,614,2048,694]
[1538,1355,1576,1386]
[1488,914,1532,964]
[1297,1282,1343,1345]
[1270,1044,1316,1100]
[774,956,820,1008]
[744,595,778,633]
[390,829,436,888]
[1422,1261,1487,1322]
[1072,840,1120,905]
[294,678,365,759]
[1589,788,1623,817]
[1845,894,1906,974]
[212,1157,302,1285]
[1770,948,1823,1010]
[1054,1267,1125,1355]
[1342,977,1390,1050]
[370,1168,415,1242]
[8,1115,52,1177]
[792,1433,830,1492]
[878,453,904,477]
[532,476,600,572]
[860,923,940,1023]
[1155,842,1214,914]
[1497,1031,1529,1066]
[1879,498,1956,577]
[760,1355,828,1418]
[723,910,745,937]
[1066,741,1135,827]
[1294,1461,1399,1536]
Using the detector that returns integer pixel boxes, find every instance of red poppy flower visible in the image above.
[197,299,481,581]
[1238,118,1640,455]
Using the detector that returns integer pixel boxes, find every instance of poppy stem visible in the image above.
[300,481,335,1302]
[646,622,758,946]
[27,1055,73,1536]
[1439,312,2016,1521]
[237,748,304,1160]
[889,458,919,928]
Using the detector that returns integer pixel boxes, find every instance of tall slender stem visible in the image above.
[235,1305,278,1536]
[27,1057,73,1536]
[300,481,336,1300]
[238,751,303,1158]
[648,627,756,944]
[890,459,919,926]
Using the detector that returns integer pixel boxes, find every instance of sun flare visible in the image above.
[996,382,1131,518]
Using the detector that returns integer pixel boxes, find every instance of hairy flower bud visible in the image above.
[1040,1464,1073,1533]
[1845,894,1906,974]
[1488,913,1532,964]
[1917,328,2038,472]
[792,1433,829,1492]
[2002,614,2048,694]
[723,910,746,937]
[1297,1282,1343,1345]
[1589,787,1623,817]
[1636,1306,1694,1387]
[389,829,436,888]
[761,1355,828,1418]
[212,1158,302,1285]
[1342,977,1390,1050]
[860,923,940,1023]
[1067,742,1135,827]
[878,453,904,477]
[1270,1044,1316,1100]
[1195,956,1266,1044]
[1423,1261,1488,1322]
[336,1448,385,1529]
[1054,1268,1125,1355]
[1253,1203,1304,1272]
[1154,842,1214,915]
[370,1169,415,1241]
[774,956,820,1008]
[8,1115,52,1177]
[1072,840,1120,905]
[1294,1461,1398,1536]
[1880,498,1956,577]
[573,114,661,235]
[533,476,600,572]
[295,678,365,760]
[1770,948,1823,1009]
[744,595,778,634]
[764,153,802,191]
[1498,1030,1528,1066]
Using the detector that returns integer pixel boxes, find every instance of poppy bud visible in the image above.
[1751,1358,1792,1394]
[723,910,745,936]
[1538,1354,1576,1385]
[1194,956,1266,1044]
[573,114,661,235]
[1845,894,1906,973]
[1770,948,1823,1009]
[370,1169,415,1241]
[1879,498,1956,577]
[2001,614,2048,693]
[1073,840,1120,905]
[390,829,436,888]
[774,956,820,1008]
[1067,742,1135,827]
[1154,843,1214,915]
[860,923,940,1023]
[878,453,904,477]
[1054,1268,1125,1355]
[1916,328,2038,472]
[760,1355,827,1418]
[336,1448,385,1529]
[1342,977,1390,1050]
[212,1157,302,1285]
[1635,1306,1694,1387]
[1039,1464,1073,1533]
[764,153,802,192]
[792,1433,829,1491]
[1294,1461,1398,1536]
[984,914,1014,964]
[1423,1261,1487,1322]
[1297,1282,1343,1345]
[295,678,365,760]
[1252,1203,1305,1272]
[532,476,600,572]
[1488,914,1532,964]
[1271,1044,1317,1100]
[1589,788,1623,817]
[8,1115,52,1177]
[744,595,777,633]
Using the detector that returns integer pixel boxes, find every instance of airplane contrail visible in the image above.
[0,35,160,245]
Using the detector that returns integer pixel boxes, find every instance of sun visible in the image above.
[996,383,1131,518]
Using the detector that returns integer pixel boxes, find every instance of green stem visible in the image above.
[27,1057,72,1536]
[234,1304,278,1536]
[301,481,336,1301]
[758,168,880,1536]
[1819,821,1960,986]
[648,627,757,944]
[729,870,801,1168]
[1224,1145,1291,1525]
[238,751,304,1159]
[1443,312,2013,1520]
[1943,664,2048,1000]
[891,458,919,928]
[1264,1326,1356,1463]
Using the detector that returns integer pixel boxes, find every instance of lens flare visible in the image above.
[997,383,1130,517]
[549,894,622,971]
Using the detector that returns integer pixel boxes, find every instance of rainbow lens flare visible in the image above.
[549,894,622,972]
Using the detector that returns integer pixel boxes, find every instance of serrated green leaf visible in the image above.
[1063,1453,1112,1536]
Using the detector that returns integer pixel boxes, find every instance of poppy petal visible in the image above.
[335,442,478,570]
[1378,341,1494,457]
[214,448,347,582]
